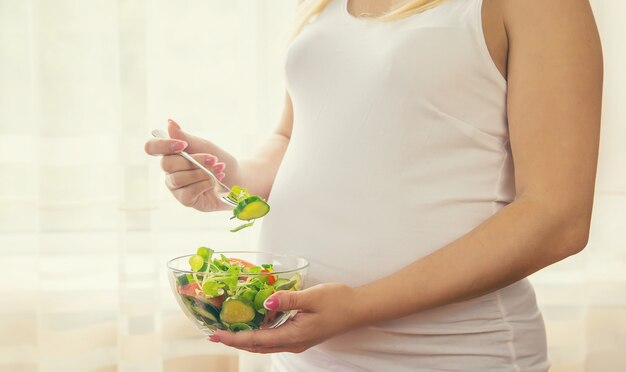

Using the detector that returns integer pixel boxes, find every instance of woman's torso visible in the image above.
[259,0,549,370]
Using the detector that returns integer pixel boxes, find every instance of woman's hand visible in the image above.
[210,283,364,354]
[144,119,243,212]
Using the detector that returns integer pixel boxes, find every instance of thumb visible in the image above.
[264,290,308,312]
[167,119,209,154]
[167,119,188,142]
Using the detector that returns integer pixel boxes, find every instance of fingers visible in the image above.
[212,162,226,173]
[161,154,222,173]
[169,180,216,207]
[212,327,294,354]
[264,290,311,313]
[144,118,186,156]
[165,169,208,189]
[167,118,188,142]
[165,165,226,190]
[144,138,188,156]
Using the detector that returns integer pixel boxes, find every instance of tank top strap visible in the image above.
[389,0,505,90]
[465,0,508,88]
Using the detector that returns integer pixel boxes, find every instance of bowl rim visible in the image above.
[167,250,310,276]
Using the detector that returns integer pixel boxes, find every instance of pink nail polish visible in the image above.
[264,297,279,310]
[216,173,225,181]
[172,142,186,151]
[213,163,225,172]
[209,334,220,343]
[205,156,215,166]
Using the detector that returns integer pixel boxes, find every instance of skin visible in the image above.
[145,0,603,354]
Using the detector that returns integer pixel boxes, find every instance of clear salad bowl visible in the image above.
[167,250,309,335]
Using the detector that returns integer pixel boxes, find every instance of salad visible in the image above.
[175,247,302,332]
[227,186,270,232]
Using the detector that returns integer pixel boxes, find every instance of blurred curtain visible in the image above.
[528,1,626,371]
[0,0,624,372]
[0,0,295,371]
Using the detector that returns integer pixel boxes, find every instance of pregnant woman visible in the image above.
[145,0,603,370]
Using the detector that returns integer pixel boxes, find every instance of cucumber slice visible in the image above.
[228,322,253,332]
[220,296,256,324]
[180,295,213,324]
[215,322,228,330]
[289,273,303,291]
[273,278,289,287]
[193,304,219,323]
[191,298,220,323]
[275,279,296,291]
[232,196,270,221]
[180,294,196,313]
[253,287,275,312]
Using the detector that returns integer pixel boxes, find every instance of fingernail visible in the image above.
[216,173,225,181]
[209,334,220,343]
[264,297,279,310]
[204,156,216,166]
[168,119,181,129]
[213,163,225,172]
[172,142,186,151]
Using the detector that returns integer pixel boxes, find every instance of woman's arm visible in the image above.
[212,0,603,352]
[354,0,604,324]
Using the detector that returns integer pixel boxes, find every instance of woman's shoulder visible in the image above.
[501,0,599,41]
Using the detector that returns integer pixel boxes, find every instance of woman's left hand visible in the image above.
[209,283,364,354]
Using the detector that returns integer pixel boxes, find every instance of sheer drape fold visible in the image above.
[0,0,294,371]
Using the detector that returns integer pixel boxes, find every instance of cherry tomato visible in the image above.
[228,257,255,268]
[205,294,225,308]
[261,269,276,285]
[178,283,224,307]
[178,282,201,297]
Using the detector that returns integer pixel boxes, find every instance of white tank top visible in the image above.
[259,0,549,370]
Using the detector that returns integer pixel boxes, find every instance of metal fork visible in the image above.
[151,129,238,208]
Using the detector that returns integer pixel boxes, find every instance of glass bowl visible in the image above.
[167,251,309,335]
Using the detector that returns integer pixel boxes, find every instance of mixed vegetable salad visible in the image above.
[175,247,302,332]
[227,186,270,232]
